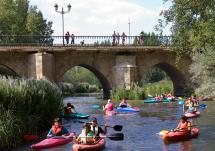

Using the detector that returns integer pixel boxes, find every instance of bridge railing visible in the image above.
[0,35,172,47]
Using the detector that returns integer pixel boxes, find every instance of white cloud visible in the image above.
[30,0,171,36]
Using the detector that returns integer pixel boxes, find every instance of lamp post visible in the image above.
[54,3,71,46]
[128,18,131,44]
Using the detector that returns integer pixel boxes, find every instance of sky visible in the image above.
[29,0,172,36]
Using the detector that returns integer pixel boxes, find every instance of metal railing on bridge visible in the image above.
[0,35,172,47]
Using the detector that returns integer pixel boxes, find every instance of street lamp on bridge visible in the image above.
[54,3,71,46]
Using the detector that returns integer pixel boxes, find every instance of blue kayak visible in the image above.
[116,107,140,112]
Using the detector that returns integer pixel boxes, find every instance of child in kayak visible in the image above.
[47,118,69,137]
[174,116,191,132]
[119,99,132,108]
[103,99,114,111]
[75,123,94,144]
[89,117,107,140]
[187,101,196,113]
[64,103,76,114]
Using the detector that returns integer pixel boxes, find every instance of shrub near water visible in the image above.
[0,77,63,151]
[111,86,145,101]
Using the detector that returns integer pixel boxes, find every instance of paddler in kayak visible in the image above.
[119,98,132,108]
[173,116,191,132]
[103,99,114,111]
[64,103,76,114]
[47,118,69,137]
[75,123,94,144]
[89,117,107,140]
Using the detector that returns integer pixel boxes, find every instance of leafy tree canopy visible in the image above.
[0,0,53,36]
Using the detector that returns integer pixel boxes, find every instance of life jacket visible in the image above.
[178,121,190,130]
[90,125,99,135]
[79,130,94,144]
[52,125,62,136]
[106,103,114,111]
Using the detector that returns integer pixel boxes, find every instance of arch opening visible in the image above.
[0,64,19,78]
[61,64,111,99]
[140,63,187,97]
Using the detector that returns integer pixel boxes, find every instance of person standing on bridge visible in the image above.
[65,31,70,45]
[139,31,144,45]
[121,32,127,45]
[112,31,116,46]
[71,33,75,45]
[116,32,120,45]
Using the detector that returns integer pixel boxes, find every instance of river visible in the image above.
[15,97,215,151]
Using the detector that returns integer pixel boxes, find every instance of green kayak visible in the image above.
[62,113,89,119]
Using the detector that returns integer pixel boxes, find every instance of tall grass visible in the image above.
[144,80,173,96]
[0,77,63,151]
[111,85,145,101]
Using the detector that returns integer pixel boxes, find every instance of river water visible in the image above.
[15,97,215,151]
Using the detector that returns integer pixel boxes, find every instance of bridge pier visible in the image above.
[28,52,54,81]
[113,55,138,89]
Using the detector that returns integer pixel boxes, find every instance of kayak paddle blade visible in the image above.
[113,125,123,131]
[159,130,169,136]
[107,133,124,141]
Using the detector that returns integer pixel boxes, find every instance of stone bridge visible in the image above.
[0,45,191,99]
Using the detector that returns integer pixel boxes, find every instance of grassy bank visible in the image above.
[111,80,173,101]
[0,77,63,151]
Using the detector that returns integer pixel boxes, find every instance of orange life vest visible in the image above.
[178,121,190,130]
[52,125,62,136]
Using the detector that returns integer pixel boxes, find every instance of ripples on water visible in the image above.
[15,97,215,151]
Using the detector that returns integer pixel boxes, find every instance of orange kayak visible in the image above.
[105,110,116,116]
[73,138,105,151]
[162,128,199,142]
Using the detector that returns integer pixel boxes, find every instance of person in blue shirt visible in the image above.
[47,118,69,137]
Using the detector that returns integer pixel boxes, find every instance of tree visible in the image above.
[159,0,215,96]
[0,0,53,44]
[140,67,167,84]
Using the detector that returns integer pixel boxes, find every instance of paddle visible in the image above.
[75,120,123,131]
[103,133,124,141]
[100,125,123,131]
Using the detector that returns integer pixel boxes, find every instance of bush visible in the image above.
[74,82,89,93]
[144,80,173,96]
[0,77,62,150]
[111,85,145,101]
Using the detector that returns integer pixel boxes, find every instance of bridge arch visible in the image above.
[139,62,188,96]
[59,64,111,99]
[0,64,19,77]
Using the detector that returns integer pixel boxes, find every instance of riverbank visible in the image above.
[0,77,63,151]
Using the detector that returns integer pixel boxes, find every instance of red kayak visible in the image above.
[105,110,116,116]
[31,133,75,150]
[163,128,199,142]
[184,111,200,118]
[73,138,105,151]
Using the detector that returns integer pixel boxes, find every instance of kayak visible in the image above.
[116,107,140,112]
[143,98,159,103]
[62,113,89,119]
[184,111,200,118]
[162,128,199,142]
[105,110,116,116]
[31,133,75,150]
[73,138,105,151]
[143,98,173,103]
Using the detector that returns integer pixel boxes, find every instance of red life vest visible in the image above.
[106,103,114,111]
[52,125,62,136]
